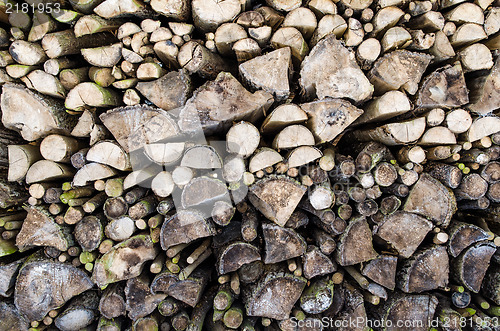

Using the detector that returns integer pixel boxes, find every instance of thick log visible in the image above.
[160,209,216,250]
[14,252,93,321]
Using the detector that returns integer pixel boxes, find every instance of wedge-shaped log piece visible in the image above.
[160,209,216,250]
[451,241,496,293]
[300,277,334,314]
[81,43,122,67]
[1,84,76,141]
[397,246,449,293]
[262,223,306,264]
[300,35,373,103]
[361,255,398,290]
[260,103,307,134]
[302,245,336,279]
[287,146,322,168]
[248,147,283,173]
[246,272,307,320]
[249,176,307,226]
[468,57,500,115]
[26,70,66,99]
[181,145,222,169]
[168,268,210,307]
[374,211,433,258]
[368,50,432,95]
[0,301,28,330]
[403,173,456,227]
[446,221,491,258]
[372,293,438,331]
[416,63,469,109]
[74,15,124,37]
[100,105,180,153]
[181,176,230,209]
[16,205,72,252]
[301,98,363,143]
[482,264,500,305]
[73,163,118,187]
[335,216,378,266]
[15,252,93,321]
[86,140,131,171]
[239,47,291,101]
[0,257,25,297]
[467,116,500,142]
[136,69,192,111]
[92,235,158,288]
[178,72,273,135]
[419,126,457,145]
[217,242,261,275]
[272,125,315,149]
[352,117,426,145]
[125,276,166,321]
[333,283,367,328]
[145,142,184,165]
[355,90,411,125]
[25,160,74,184]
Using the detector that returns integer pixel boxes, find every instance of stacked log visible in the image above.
[0,0,499,330]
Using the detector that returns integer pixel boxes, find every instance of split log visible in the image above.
[397,245,449,293]
[451,241,497,294]
[177,72,273,135]
[99,283,126,319]
[65,82,121,111]
[1,84,76,141]
[361,255,398,290]
[239,47,291,101]
[371,293,438,331]
[351,117,426,145]
[248,176,307,227]
[335,216,378,266]
[373,211,433,258]
[262,223,306,264]
[403,173,456,227]
[300,34,373,103]
[125,275,166,321]
[245,272,306,320]
[467,57,500,115]
[300,98,363,144]
[416,63,469,109]
[302,245,335,279]
[368,50,432,95]
[15,251,93,321]
[160,210,216,250]
[272,125,315,149]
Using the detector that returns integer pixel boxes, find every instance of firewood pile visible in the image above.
[0,0,499,330]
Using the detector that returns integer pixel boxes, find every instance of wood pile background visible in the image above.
[0,0,499,330]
